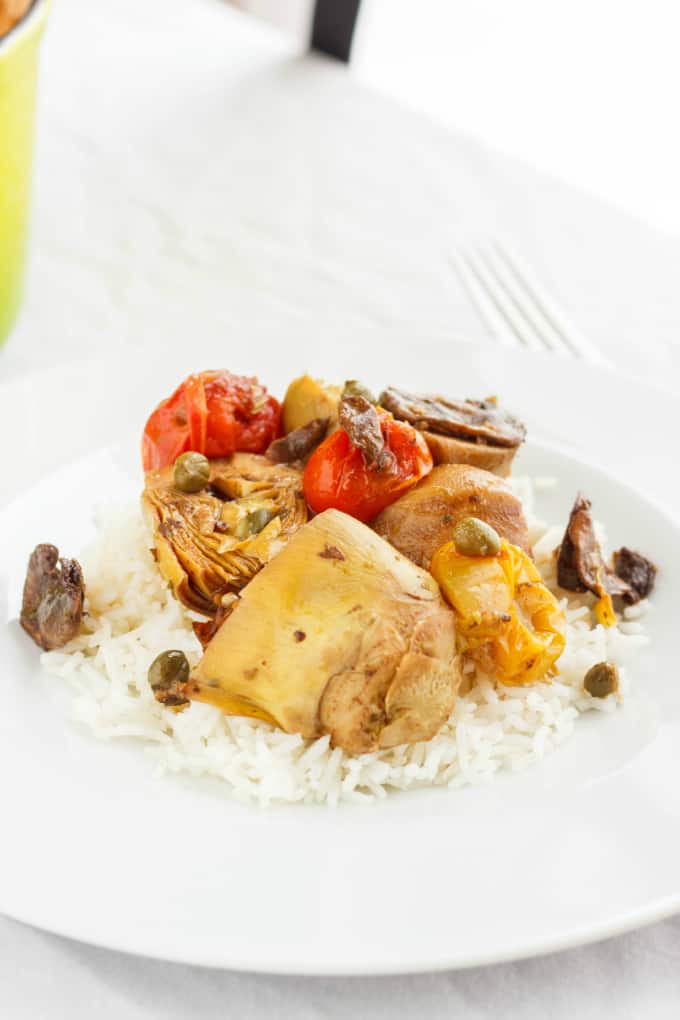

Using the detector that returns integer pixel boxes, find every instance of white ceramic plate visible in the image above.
[0,340,678,974]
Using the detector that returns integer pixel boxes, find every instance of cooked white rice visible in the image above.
[42,479,651,806]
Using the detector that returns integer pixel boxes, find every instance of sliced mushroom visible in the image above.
[379,389,526,447]
[143,453,307,615]
[372,464,531,568]
[266,417,329,464]
[163,510,461,754]
[556,494,640,627]
[379,389,526,477]
[20,544,85,650]
[338,395,396,471]
[557,494,631,599]
[612,547,657,604]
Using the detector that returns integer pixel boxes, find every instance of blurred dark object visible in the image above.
[310,0,361,62]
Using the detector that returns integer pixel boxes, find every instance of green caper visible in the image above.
[583,661,619,698]
[452,517,501,557]
[174,451,210,493]
[148,649,190,706]
[343,379,376,403]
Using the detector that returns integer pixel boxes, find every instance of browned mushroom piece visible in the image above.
[556,494,632,599]
[378,389,526,477]
[20,544,85,650]
[372,464,531,568]
[338,395,396,471]
[612,547,657,604]
[266,417,329,464]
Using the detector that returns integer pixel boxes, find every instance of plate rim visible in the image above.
[1,349,679,974]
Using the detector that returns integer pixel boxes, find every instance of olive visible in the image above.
[453,517,501,557]
[343,379,376,404]
[148,649,190,706]
[584,661,619,698]
[174,451,210,493]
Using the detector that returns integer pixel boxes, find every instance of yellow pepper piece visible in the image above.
[431,538,566,686]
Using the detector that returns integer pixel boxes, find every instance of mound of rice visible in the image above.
[42,479,651,806]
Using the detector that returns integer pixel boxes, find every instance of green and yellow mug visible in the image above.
[0,0,49,347]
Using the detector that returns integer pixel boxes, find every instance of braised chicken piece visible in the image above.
[372,464,530,568]
[20,544,85,650]
[379,389,526,477]
[142,453,307,615]
[155,510,461,754]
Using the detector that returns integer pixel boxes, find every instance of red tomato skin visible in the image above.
[202,372,281,459]
[142,371,280,471]
[303,415,432,523]
[141,379,192,472]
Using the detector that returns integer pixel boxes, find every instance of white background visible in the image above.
[237,0,680,237]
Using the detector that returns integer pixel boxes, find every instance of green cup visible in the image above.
[0,0,49,347]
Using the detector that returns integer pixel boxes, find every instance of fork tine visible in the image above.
[477,243,574,358]
[491,240,609,365]
[457,247,547,353]
[451,249,518,348]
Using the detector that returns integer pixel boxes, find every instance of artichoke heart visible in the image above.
[143,453,307,614]
[174,509,462,754]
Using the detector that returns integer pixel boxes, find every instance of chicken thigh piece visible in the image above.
[372,464,531,568]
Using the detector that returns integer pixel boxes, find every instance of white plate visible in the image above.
[0,340,678,974]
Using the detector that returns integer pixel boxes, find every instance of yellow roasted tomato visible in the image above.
[431,537,566,686]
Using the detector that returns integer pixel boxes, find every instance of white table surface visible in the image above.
[2,0,680,1015]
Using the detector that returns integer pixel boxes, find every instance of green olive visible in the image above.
[148,649,190,706]
[584,661,619,698]
[452,517,501,557]
[343,379,376,404]
[174,451,210,493]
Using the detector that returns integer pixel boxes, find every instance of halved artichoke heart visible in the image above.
[143,453,307,615]
[183,509,462,754]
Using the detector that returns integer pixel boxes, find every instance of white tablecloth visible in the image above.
[2,0,680,1015]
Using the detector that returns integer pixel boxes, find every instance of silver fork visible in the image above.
[453,240,608,365]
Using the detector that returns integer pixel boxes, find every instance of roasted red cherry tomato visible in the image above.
[142,370,281,471]
[303,410,432,522]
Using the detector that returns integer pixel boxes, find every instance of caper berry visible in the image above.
[174,451,210,493]
[583,661,619,698]
[148,649,190,706]
[453,517,501,557]
[343,379,376,404]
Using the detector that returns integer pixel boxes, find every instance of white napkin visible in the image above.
[2,913,680,1019]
